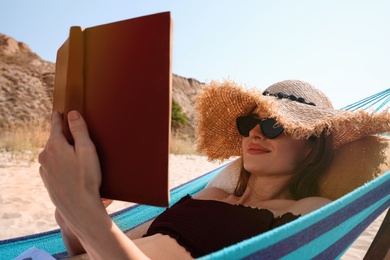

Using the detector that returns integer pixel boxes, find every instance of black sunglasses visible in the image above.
[236,116,284,139]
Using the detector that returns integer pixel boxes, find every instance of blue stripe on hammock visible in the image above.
[0,230,65,260]
[286,197,390,260]
[198,170,390,260]
[251,174,390,259]
[276,177,390,259]
[318,199,390,260]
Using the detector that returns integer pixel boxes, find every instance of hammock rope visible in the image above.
[342,88,390,112]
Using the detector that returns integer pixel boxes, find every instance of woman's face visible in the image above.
[241,111,313,177]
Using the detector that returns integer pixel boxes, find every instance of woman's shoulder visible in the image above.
[285,196,331,216]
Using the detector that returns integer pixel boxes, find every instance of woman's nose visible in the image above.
[248,124,265,139]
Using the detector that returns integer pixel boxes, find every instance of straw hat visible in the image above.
[195,80,390,161]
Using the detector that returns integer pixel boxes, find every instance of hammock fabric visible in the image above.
[0,165,389,259]
[2,89,390,259]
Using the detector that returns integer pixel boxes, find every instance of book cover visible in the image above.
[52,12,172,207]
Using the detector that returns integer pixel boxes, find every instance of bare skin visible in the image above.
[39,110,330,259]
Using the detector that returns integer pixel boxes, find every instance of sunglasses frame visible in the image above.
[236,115,284,139]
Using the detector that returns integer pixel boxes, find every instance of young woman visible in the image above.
[39,80,390,259]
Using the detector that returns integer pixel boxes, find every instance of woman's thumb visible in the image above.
[68,110,92,146]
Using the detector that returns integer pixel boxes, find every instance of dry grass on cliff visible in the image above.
[0,122,196,163]
[170,133,197,155]
[0,120,50,162]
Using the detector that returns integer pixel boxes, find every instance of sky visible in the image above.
[1,0,389,109]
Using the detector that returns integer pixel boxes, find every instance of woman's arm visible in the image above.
[55,198,114,256]
[55,209,85,256]
[55,199,114,256]
[39,111,149,259]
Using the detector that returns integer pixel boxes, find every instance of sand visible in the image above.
[0,152,387,259]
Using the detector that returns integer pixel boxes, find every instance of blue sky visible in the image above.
[1,1,389,109]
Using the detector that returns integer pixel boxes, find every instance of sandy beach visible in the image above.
[0,152,386,259]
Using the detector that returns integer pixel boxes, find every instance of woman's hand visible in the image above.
[39,111,104,229]
[39,111,148,259]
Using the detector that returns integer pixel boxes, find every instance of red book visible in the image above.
[52,12,172,206]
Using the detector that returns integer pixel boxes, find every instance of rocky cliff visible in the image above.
[0,34,55,126]
[0,33,204,139]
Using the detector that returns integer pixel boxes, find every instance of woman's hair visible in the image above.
[233,131,334,200]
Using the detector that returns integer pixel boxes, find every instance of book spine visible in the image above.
[65,26,85,143]
[53,26,85,143]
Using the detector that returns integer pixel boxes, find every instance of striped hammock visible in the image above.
[1,89,390,259]
[1,165,389,259]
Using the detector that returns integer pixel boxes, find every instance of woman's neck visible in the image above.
[238,174,293,204]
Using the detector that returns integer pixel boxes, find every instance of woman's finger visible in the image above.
[50,111,65,139]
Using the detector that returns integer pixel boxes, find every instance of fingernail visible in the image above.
[68,110,79,121]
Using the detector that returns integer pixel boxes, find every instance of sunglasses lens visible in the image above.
[236,116,284,139]
[260,118,284,139]
[236,116,257,137]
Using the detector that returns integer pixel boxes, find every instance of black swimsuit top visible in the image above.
[143,195,300,258]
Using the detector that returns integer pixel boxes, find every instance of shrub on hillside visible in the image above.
[171,99,188,129]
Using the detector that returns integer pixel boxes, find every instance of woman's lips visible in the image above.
[247,144,270,154]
